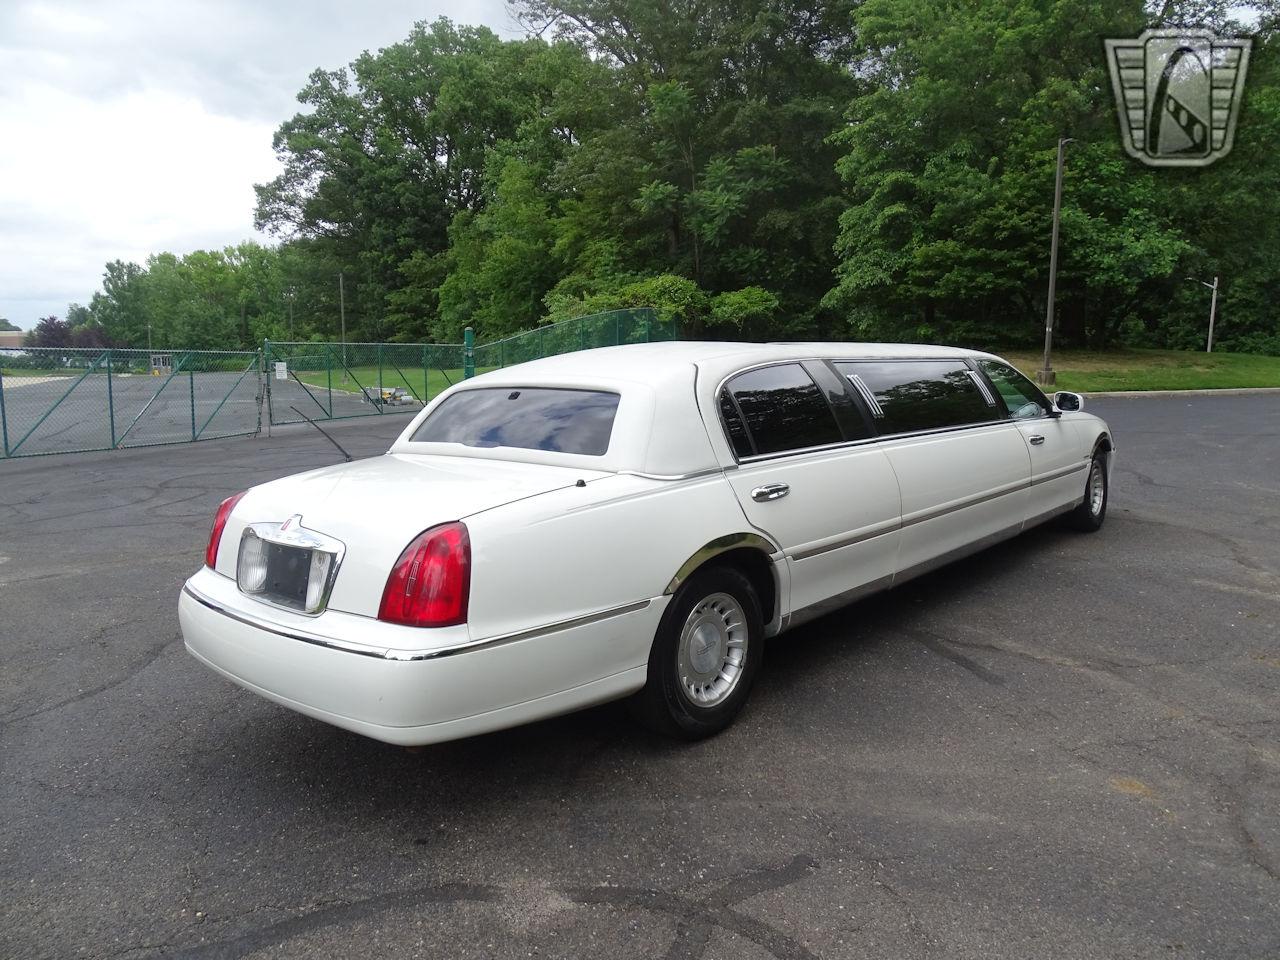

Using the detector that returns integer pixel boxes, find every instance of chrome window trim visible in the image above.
[848,373,884,417]
[967,369,998,407]
[731,417,1016,466]
[184,584,652,662]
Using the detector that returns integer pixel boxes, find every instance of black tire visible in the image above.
[1065,450,1108,532]
[628,565,764,740]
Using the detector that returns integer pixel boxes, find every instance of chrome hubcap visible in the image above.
[677,592,748,708]
[1089,462,1105,515]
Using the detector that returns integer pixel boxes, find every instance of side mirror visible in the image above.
[1054,391,1084,412]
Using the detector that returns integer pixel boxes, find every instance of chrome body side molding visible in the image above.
[182,585,650,662]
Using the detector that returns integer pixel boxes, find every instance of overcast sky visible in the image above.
[0,0,517,329]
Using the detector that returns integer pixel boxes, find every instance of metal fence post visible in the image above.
[0,362,9,457]
[645,313,652,342]
[189,367,197,440]
[326,347,333,416]
[422,344,429,401]
[463,327,475,379]
[261,341,270,434]
[378,343,384,396]
[106,350,116,447]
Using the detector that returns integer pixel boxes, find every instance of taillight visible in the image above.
[378,522,470,627]
[205,492,246,569]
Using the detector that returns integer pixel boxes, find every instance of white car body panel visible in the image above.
[179,341,1113,745]
[886,422,1038,574]
[727,444,900,617]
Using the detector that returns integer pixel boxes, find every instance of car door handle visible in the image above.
[1028,435,1046,446]
[751,483,790,503]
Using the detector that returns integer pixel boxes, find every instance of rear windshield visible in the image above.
[410,388,620,456]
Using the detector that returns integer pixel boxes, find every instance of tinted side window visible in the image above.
[977,360,1049,419]
[727,364,842,456]
[718,390,754,458]
[411,387,619,455]
[835,360,997,434]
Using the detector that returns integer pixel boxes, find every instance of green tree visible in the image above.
[516,0,858,337]
[829,0,1280,351]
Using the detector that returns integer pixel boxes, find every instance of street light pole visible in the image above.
[1206,275,1218,353]
[1186,275,1219,352]
[1038,137,1074,387]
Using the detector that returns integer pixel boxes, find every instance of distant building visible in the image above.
[0,330,26,349]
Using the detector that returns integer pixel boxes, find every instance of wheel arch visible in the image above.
[664,534,781,635]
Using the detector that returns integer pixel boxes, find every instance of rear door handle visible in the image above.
[1028,435,1046,446]
[751,483,790,503]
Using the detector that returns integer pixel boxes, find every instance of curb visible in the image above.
[1084,387,1280,398]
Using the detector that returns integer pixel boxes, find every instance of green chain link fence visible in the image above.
[265,307,669,427]
[0,347,261,458]
[263,340,466,427]
[0,308,672,456]
[472,307,671,370]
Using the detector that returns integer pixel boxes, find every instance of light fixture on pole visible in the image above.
[1037,137,1074,387]
[284,285,296,340]
[1184,275,1219,353]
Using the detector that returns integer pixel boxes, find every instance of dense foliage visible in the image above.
[58,1,1280,354]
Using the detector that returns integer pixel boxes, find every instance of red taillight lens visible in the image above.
[205,492,246,569]
[378,522,471,627]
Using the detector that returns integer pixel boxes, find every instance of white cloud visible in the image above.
[0,0,516,329]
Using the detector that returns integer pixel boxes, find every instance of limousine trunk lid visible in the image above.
[226,453,609,617]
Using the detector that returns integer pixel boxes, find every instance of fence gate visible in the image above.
[0,348,262,459]
[263,340,464,427]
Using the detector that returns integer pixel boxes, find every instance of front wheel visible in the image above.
[629,565,764,740]
[1065,451,1108,532]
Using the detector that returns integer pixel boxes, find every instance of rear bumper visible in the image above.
[178,573,662,746]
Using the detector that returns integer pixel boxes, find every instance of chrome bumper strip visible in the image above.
[182,585,651,662]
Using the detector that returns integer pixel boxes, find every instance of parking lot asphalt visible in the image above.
[1,395,1277,960]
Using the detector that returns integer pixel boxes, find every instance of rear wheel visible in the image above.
[1065,450,1108,532]
[629,565,763,739]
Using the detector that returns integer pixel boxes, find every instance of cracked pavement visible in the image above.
[1,394,1277,959]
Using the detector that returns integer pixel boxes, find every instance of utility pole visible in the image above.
[1037,137,1074,387]
[338,271,347,383]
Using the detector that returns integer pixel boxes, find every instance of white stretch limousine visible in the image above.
[179,342,1114,744]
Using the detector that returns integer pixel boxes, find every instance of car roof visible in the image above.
[476,340,997,387]
[394,341,1008,476]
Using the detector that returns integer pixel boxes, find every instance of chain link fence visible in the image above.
[265,308,667,426]
[472,307,672,369]
[0,347,261,458]
[263,341,465,427]
[1,308,671,456]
